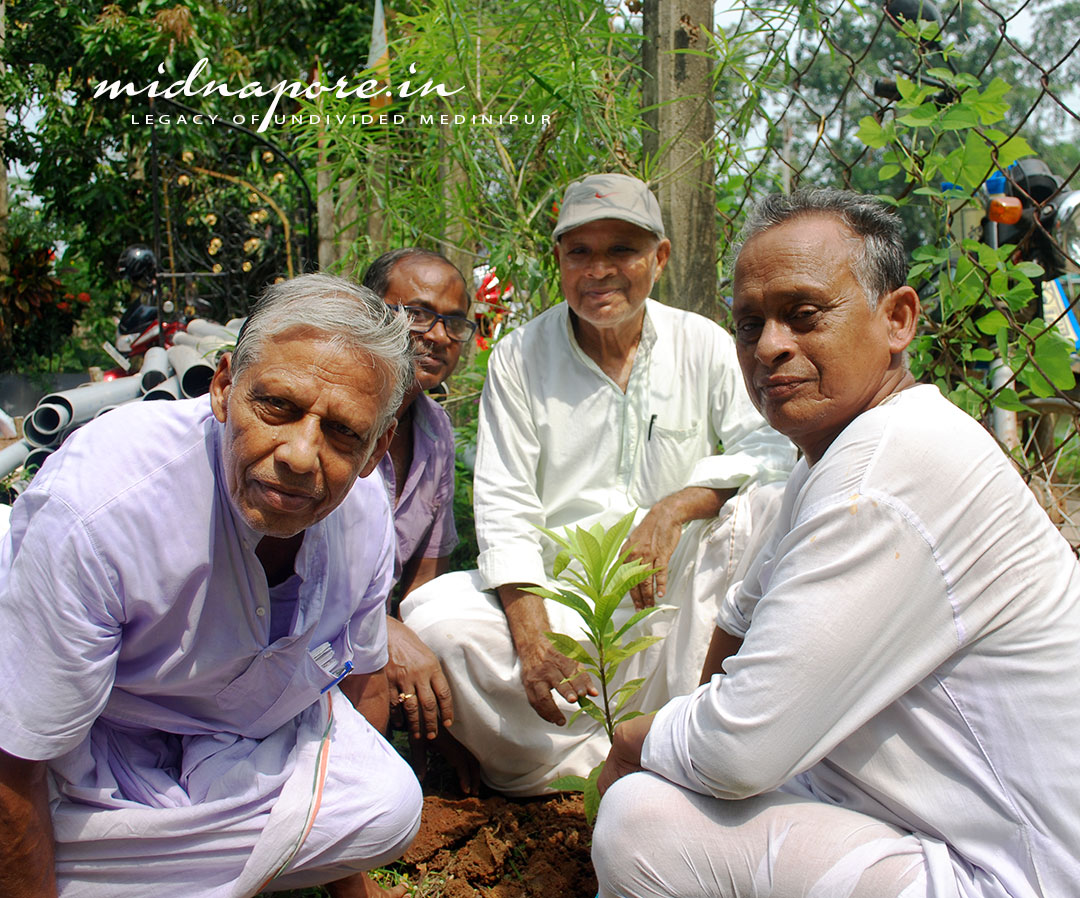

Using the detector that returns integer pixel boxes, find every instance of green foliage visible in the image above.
[855,20,1078,457]
[291,0,650,315]
[527,511,665,825]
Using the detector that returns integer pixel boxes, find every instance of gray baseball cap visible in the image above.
[552,173,666,241]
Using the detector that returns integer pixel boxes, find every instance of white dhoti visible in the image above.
[51,692,423,898]
[400,482,785,796]
[593,772,936,898]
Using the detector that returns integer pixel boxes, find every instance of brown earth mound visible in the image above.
[401,793,596,897]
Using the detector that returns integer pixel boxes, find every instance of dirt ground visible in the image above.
[399,791,596,898]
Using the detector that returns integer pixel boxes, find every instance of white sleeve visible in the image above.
[0,491,122,760]
[641,493,959,799]
[687,327,796,491]
[473,340,549,590]
[345,485,398,673]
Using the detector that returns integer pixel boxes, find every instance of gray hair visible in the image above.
[232,273,413,435]
[731,189,908,308]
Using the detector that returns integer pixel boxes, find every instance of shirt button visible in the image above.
[256,606,266,617]
[263,651,273,659]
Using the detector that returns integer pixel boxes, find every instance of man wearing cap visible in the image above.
[401,173,795,795]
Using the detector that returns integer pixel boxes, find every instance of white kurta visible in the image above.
[474,299,795,589]
[403,300,795,794]
[636,384,1080,898]
[0,398,422,896]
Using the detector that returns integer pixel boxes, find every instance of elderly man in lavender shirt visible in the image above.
[0,275,422,898]
[360,249,475,788]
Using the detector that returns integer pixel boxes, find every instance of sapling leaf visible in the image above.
[552,548,572,579]
[549,774,589,793]
[537,524,572,552]
[576,528,603,587]
[579,696,608,725]
[583,764,603,825]
[535,588,594,622]
[612,678,647,714]
[604,562,658,604]
[599,510,636,564]
[606,635,663,668]
[545,631,593,665]
[613,604,670,641]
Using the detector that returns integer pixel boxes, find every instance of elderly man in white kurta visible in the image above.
[0,275,422,898]
[401,174,795,795]
[593,190,1080,898]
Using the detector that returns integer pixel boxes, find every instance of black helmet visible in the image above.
[116,244,159,286]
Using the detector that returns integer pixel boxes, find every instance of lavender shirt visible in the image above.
[377,392,458,586]
[0,397,394,768]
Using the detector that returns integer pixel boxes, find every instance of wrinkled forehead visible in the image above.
[733,216,861,290]
[556,218,662,248]
[386,258,469,313]
[238,326,381,381]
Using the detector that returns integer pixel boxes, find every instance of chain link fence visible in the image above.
[705,0,1080,549]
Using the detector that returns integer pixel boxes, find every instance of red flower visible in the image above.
[77,292,91,304]
[57,301,71,312]
[476,336,489,351]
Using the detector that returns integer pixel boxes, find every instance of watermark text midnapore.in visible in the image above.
[96,58,464,133]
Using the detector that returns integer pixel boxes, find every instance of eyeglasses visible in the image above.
[390,305,478,343]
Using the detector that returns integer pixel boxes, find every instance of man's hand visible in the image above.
[621,504,684,609]
[0,750,57,898]
[622,487,735,609]
[385,615,453,742]
[498,584,598,725]
[517,636,596,726]
[597,712,656,797]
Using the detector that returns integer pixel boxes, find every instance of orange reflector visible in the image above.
[988,196,1023,225]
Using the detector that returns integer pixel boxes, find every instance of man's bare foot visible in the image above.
[325,870,408,898]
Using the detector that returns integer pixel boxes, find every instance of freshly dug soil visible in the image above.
[401,793,597,897]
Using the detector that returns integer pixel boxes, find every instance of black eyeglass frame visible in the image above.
[389,304,478,343]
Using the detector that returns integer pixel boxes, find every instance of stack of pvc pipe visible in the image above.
[1,321,238,483]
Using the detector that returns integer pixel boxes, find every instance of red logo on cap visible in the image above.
[594,192,614,198]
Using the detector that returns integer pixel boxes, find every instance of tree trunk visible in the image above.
[642,0,717,319]
[1,0,10,280]
[337,175,360,269]
[365,152,389,258]
[316,138,337,271]
[438,121,472,286]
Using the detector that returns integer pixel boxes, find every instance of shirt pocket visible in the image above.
[213,626,354,732]
[635,419,703,507]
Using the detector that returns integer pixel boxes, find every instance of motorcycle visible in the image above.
[104,244,213,380]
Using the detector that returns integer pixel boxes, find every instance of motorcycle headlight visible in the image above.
[1052,190,1080,275]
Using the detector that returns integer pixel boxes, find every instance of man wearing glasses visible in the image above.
[400,174,795,796]
[360,249,479,791]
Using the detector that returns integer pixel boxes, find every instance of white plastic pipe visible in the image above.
[0,440,31,479]
[93,397,139,419]
[33,378,143,444]
[24,402,71,446]
[170,332,230,359]
[139,346,172,393]
[143,376,180,401]
[166,345,215,398]
[24,447,54,471]
[186,318,238,342]
[990,358,1020,452]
